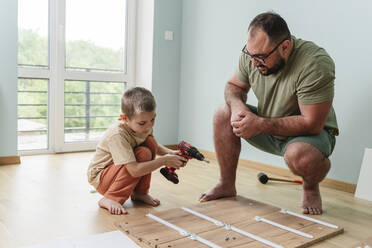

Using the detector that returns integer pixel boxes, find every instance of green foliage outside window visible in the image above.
[18,29,126,133]
[18,29,48,67]
[66,40,124,72]
[18,79,48,126]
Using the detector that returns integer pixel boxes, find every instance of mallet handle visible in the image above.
[269,177,303,184]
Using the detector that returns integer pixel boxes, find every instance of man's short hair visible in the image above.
[121,87,156,119]
[248,12,291,44]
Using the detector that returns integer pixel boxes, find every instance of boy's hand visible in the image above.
[162,154,188,169]
[171,150,189,167]
[169,149,182,156]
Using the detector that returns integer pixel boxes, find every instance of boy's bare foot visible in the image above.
[131,193,160,206]
[98,197,127,215]
[302,184,322,215]
[199,182,236,202]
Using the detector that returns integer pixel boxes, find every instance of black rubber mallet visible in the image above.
[257,172,303,184]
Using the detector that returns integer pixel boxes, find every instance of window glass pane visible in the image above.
[18,79,49,150]
[18,0,49,68]
[65,0,127,73]
[64,81,125,143]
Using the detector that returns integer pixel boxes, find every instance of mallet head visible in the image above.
[257,172,269,184]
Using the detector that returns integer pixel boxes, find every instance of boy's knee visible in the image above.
[134,146,153,162]
[144,136,158,158]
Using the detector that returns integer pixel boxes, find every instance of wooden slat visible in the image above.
[116,214,186,247]
[115,196,343,248]
[183,196,280,225]
[156,228,262,248]
[233,211,343,248]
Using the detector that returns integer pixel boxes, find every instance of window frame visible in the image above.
[18,0,136,155]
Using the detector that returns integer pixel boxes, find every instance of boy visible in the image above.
[87,87,187,215]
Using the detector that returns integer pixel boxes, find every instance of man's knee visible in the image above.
[214,104,231,126]
[284,142,323,175]
[134,146,153,162]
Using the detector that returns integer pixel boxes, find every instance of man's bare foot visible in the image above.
[302,184,322,215]
[199,182,236,202]
[98,197,127,215]
[131,193,160,207]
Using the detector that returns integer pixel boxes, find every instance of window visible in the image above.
[64,80,124,143]
[17,0,135,154]
[18,0,49,151]
[18,79,49,150]
[18,0,49,69]
[65,0,127,73]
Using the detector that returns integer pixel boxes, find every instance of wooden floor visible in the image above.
[0,152,371,248]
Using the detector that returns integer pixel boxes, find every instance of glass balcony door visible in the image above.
[18,0,136,154]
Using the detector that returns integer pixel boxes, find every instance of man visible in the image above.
[199,12,338,215]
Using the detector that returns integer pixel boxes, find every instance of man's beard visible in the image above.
[257,57,286,76]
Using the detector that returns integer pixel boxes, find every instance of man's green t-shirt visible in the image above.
[235,36,339,138]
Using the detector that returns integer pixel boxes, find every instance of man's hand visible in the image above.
[230,108,247,123]
[224,74,261,138]
[231,111,262,138]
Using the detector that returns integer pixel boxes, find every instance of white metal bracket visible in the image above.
[254,216,313,239]
[280,209,339,229]
[181,207,283,248]
[146,213,221,248]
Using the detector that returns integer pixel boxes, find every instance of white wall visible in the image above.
[178,0,372,184]
[0,0,18,157]
[151,0,183,145]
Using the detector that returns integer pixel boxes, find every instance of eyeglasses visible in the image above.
[241,36,290,64]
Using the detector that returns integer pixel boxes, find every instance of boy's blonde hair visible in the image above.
[121,87,156,119]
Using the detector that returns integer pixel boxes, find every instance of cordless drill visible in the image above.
[160,141,209,184]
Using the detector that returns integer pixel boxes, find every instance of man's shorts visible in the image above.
[244,105,336,158]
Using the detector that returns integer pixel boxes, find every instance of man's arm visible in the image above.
[225,75,250,107]
[260,100,332,136]
[232,100,332,139]
[225,75,251,121]
[232,100,332,138]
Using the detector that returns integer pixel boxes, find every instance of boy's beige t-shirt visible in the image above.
[87,120,152,188]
